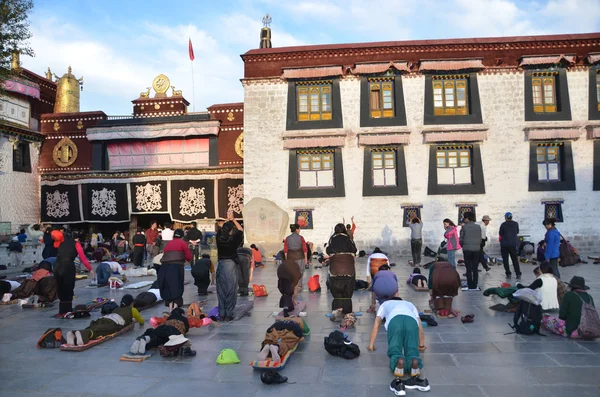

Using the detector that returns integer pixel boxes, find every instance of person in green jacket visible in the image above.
[541,276,594,338]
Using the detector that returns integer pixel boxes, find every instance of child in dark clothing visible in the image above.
[407,268,428,288]
[537,240,546,263]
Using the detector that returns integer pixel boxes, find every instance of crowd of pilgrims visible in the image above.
[0,210,597,389]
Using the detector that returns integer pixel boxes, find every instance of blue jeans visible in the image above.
[549,258,560,279]
[95,262,111,285]
[447,250,456,267]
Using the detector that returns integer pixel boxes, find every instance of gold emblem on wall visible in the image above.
[235,132,244,158]
[53,122,60,132]
[154,104,160,110]
[77,120,83,130]
[152,74,170,97]
[53,137,78,167]
[227,112,235,122]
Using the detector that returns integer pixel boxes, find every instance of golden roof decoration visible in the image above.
[53,66,84,113]
[139,74,184,99]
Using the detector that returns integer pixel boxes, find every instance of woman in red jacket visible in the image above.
[159,229,192,311]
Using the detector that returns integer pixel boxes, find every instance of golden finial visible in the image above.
[260,14,272,49]
[45,67,53,80]
[11,50,21,71]
[262,14,272,27]
[54,66,84,113]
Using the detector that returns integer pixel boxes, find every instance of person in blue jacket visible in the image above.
[543,218,561,279]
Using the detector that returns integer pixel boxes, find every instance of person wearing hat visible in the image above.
[542,276,596,338]
[159,228,192,311]
[54,231,95,315]
[65,294,143,346]
[499,212,521,279]
[478,215,492,271]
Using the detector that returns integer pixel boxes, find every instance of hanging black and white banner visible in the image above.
[217,179,244,219]
[170,179,215,222]
[81,183,130,223]
[129,180,169,214]
[41,184,82,223]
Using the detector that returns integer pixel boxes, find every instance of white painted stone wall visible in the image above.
[0,135,40,234]
[244,70,600,256]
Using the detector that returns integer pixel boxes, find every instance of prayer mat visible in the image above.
[75,275,89,280]
[85,284,108,289]
[276,301,307,319]
[60,323,135,352]
[233,300,254,321]
[0,299,19,305]
[120,351,155,362]
[85,298,110,311]
[251,342,299,371]
[410,284,430,292]
[123,281,154,289]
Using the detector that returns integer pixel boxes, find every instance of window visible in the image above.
[369,79,394,118]
[436,147,472,185]
[297,150,334,188]
[543,201,564,222]
[433,76,468,116]
[371,150,396,187]
[402,206,421,227]
[457,204,476,224]
[13,142,31,173]
[536,145,560,182]
[297,82,332,121]
[596,72,600,111]
[532,72,557,113]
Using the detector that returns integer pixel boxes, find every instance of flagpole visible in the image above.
[191,59,196,112]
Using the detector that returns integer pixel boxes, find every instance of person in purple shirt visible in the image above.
[372,264,399,304]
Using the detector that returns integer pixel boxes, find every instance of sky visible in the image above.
[22,0,600,115]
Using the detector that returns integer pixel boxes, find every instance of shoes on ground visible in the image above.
[461,287,469,291]
[180,347,196,357]
[469,287,481,291]
[461,314,475,324]
[403,377,430,392]
[506,274,512,279]
[389,379,406,396]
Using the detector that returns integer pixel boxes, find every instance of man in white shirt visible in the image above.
[367,298,427,384]
[160,222,174,251]
[477,215,492,271]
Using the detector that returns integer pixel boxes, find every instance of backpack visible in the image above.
[510,301,544,335]
[559,237,579,267]
[101,301,118,315]
[37,328,65,348]
[575,293,600,340]
[323,330,360,359]
[308,275,321,292]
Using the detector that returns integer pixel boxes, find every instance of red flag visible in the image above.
[188,38,195,61]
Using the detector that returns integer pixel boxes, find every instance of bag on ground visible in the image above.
[252,284,268,297]
[511,300,543,335]
[576,294,600,339]
[37,328,65,348]
[559,237,579,267]
[324,330,360,359]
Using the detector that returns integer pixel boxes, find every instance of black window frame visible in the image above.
[535,145,561,183]
[286,79,343,131]
[524,68,571,121]
[589,67,600,120]
[360,75,407,127]
[402,206,422,228]
[362,145,408,196]
[288,148,345,198]
[457,204,477,224]
[593,140,600,191]
[427,143,485,195]
[423,73,483,125]
[544,202,564,223]
[12,141,31,173]
[528,141,575,192]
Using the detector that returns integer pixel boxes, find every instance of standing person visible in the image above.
[236,247,254,296]
[161,222,174,251]
[409,216,423,267]
[7,235,23,268]
[343,216,357,239]
[216,211,244,322]
[277,258,302,317]
[443,219,461,267]
[131,227,147,268]
[28,224,44,264]
[145,221,160,267]
[478,215,492,271]
[17,228,27,243]
[367,298,430,391]
[283,224,308,289]
[460,212,482,291]
[543,218,561,279]
[499,212,521,279]
[159,229,191,311]
[54,232,95,315]
[42,227,57,259]
[250,244,264,268]
[191,254,214,296]
[90,232,98,250]
[326,224,358,314]
[185,221,203,267]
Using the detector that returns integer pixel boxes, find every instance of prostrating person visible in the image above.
[326,224,357,314]
[159,229,192,311]
[277,258,302,317]
[191,254,214,296]
[428,261,460,317]
[284,224,308,288]
[216,212,244,322]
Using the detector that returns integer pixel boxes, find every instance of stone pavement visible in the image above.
[0,257,599,397]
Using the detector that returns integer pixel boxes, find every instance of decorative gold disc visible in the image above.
[53,137,78,167]
[152,74,170,95]
[235,132,244,158]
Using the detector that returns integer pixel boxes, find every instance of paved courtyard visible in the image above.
[1,256,599,397]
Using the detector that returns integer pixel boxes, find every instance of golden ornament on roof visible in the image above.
[152,74,170,97]
[53,66,84,113]
[235,132,244,158]
[53,137,78,167]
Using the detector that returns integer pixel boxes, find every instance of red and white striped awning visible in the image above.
[527,129,580,140]
[283,136,345,149]
[282,66,344,79]
[353,62,410,74]
[519,55,576,66]
[419,59,484,72]
[359,134,410,145]
[424,131,487,143]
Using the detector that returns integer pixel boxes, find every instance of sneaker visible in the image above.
[461,287,469,291]
[180,347,197,357]
[469,287,481,292]
[389,379,406,396]
[2,293,11,303]
[404,377,431,392]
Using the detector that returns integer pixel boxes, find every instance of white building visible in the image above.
[241,32,600,255]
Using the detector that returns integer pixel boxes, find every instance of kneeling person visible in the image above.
[372,264,399,304]
[130,307,196,357]
[66,294,143,346]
